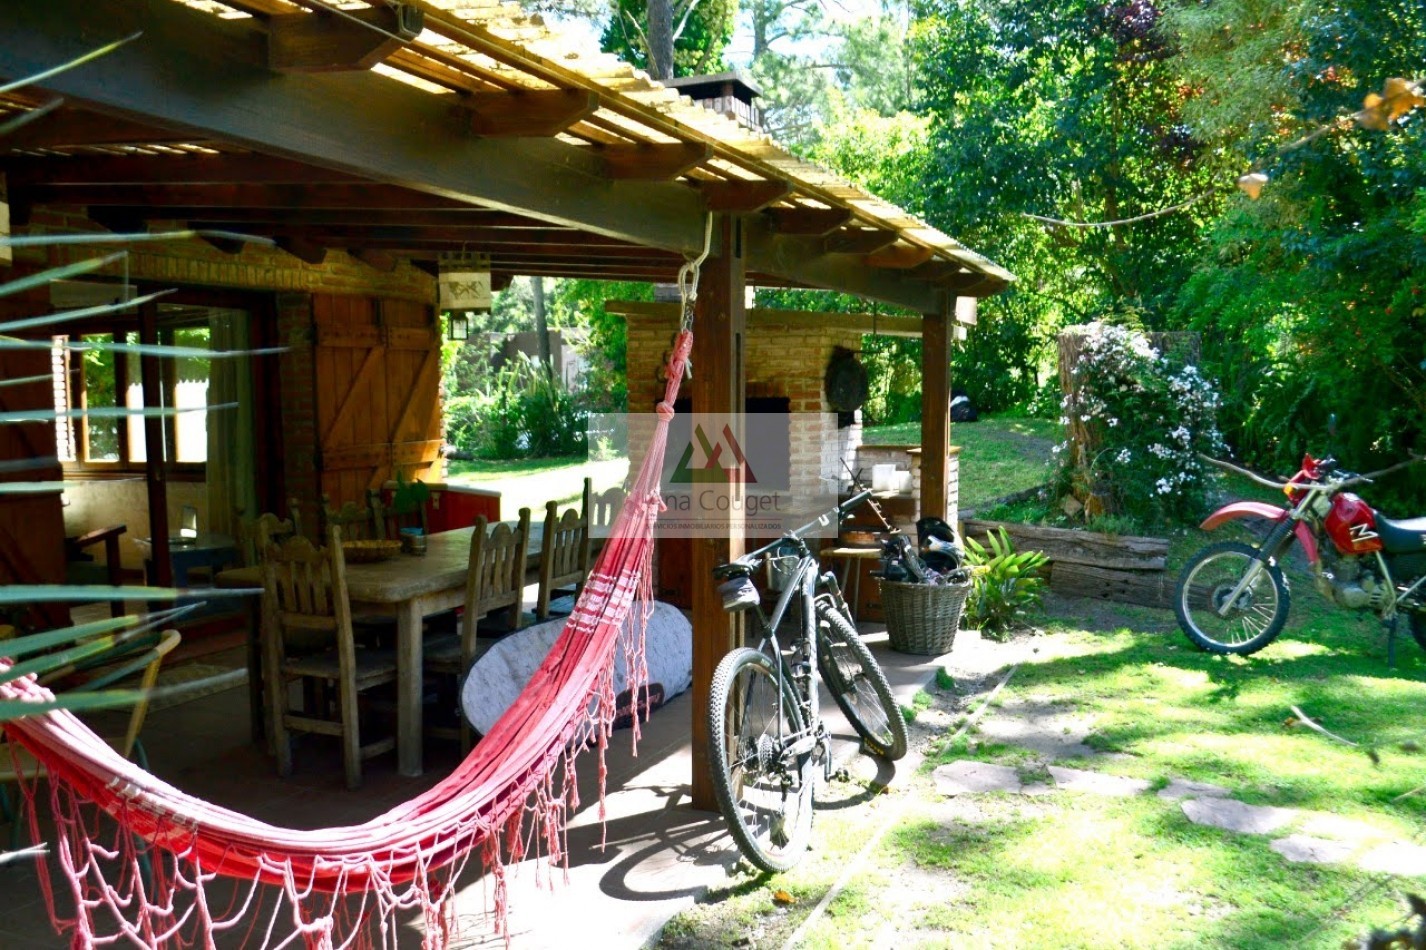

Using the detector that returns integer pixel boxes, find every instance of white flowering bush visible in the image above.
[1052,322,1226,526]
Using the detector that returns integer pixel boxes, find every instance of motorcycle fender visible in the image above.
[1201,502,1319,564]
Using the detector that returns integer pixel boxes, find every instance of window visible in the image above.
[52,320,211,471]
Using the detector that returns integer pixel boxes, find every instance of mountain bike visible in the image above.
[707,489,907,872]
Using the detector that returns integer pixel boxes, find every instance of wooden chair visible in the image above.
[0,628,181,847]
[318,493,381,541]
[589,485,623,558]
[260,528,397,789]
[425,509,531,750]
[234,510,298,568]
[368,487,429,541]
[536,478,592,620]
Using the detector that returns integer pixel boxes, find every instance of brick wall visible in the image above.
[627,311,960,528]
[626,312,864,507]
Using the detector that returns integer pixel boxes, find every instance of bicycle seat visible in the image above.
[712,560,757,581]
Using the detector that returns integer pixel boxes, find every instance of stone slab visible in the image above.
[1270,835,1355,866]
[933,761,1024,796]
[1181,797,1297,835]
[1047,766,1151,797]
[1357,842,1426,878]
[1157,779,1231,801]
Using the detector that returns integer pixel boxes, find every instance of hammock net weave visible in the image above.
[0,329,694,949]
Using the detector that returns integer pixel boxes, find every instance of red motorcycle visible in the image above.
[1174,454,1426,658]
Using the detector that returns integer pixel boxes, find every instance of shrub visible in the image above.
[445,355,587,460]
[962,528,1048,641]
[1052,322,1227,528]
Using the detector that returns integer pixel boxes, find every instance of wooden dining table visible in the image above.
[216,522,545,777]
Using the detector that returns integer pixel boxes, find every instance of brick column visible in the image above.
[276,293,319,535]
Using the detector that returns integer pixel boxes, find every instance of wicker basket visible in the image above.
[880,578,972,655]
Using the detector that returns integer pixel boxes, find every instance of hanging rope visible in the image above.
[0,222,712,948]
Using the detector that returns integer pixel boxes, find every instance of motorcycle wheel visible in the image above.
[1175,540,1290,656]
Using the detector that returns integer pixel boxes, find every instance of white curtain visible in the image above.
[207,309,257,537]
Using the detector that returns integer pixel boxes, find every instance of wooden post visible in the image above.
[139,300,172,586]
[690,215,746,811]
[920,296,951,523]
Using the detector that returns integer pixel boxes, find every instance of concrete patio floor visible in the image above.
[0,622,945,949]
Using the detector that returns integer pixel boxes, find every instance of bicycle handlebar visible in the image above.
[735,489,875,565]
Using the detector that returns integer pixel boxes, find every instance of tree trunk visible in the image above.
[532,275,553,377]
[648,0,675,81]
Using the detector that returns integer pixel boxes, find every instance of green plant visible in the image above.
[962,528,1048,640]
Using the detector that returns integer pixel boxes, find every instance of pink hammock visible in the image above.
[0,330,694,949]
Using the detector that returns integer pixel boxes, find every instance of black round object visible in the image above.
[824,347,869,413]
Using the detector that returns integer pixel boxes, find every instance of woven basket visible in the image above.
[880,578,972,655]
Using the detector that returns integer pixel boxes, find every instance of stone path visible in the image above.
[932,757,1426,878]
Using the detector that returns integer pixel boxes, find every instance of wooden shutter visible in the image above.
[0,345,70,629]
[312,295,442,508]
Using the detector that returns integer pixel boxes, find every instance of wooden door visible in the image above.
[0,343,70,630]
[312,295,442,509]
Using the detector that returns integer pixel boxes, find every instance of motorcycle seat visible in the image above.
[1375,515,1426,554]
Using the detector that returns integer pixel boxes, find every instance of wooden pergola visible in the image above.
[0,0,1012,806]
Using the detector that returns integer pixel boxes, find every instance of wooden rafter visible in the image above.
[274,235,328,264]
[100,206,547,228]
[268,5,423,73]
[467,89,599,138]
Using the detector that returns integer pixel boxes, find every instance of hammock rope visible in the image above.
[0,244,708,948]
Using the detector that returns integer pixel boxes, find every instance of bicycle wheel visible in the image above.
[1174,540,1290,656]
[815,602,907,760]
[707,647,814,873]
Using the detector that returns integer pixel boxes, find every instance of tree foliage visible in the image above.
[1162,0,1426,508]
[601,0,737,77]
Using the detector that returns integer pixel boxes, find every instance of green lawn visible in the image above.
[660,588,1426,950]
[444,456,628,514]
[865,415,1058,511]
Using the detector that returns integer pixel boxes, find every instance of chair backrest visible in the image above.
[235,510,299,567]
[541,478,592,587]
[318,493,380,541]
[461,509,531,642]
[368,487,428,541]
[590,486,623,538]
[261,528,354,656]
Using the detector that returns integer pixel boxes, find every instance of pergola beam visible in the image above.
[823,227,899,255]
[466,89,599,137]
[15,183,483,210]
[0,0,707,252]
[743,223,942,313]
[698,179,791,212]
[0,109,199,149]
[267,5,423,73]
[93,206,548,228]
[602,143,713,181]
[766,205,852,237]
[1,154,363,186]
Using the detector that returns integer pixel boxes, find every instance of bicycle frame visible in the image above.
[733,490,872,777]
